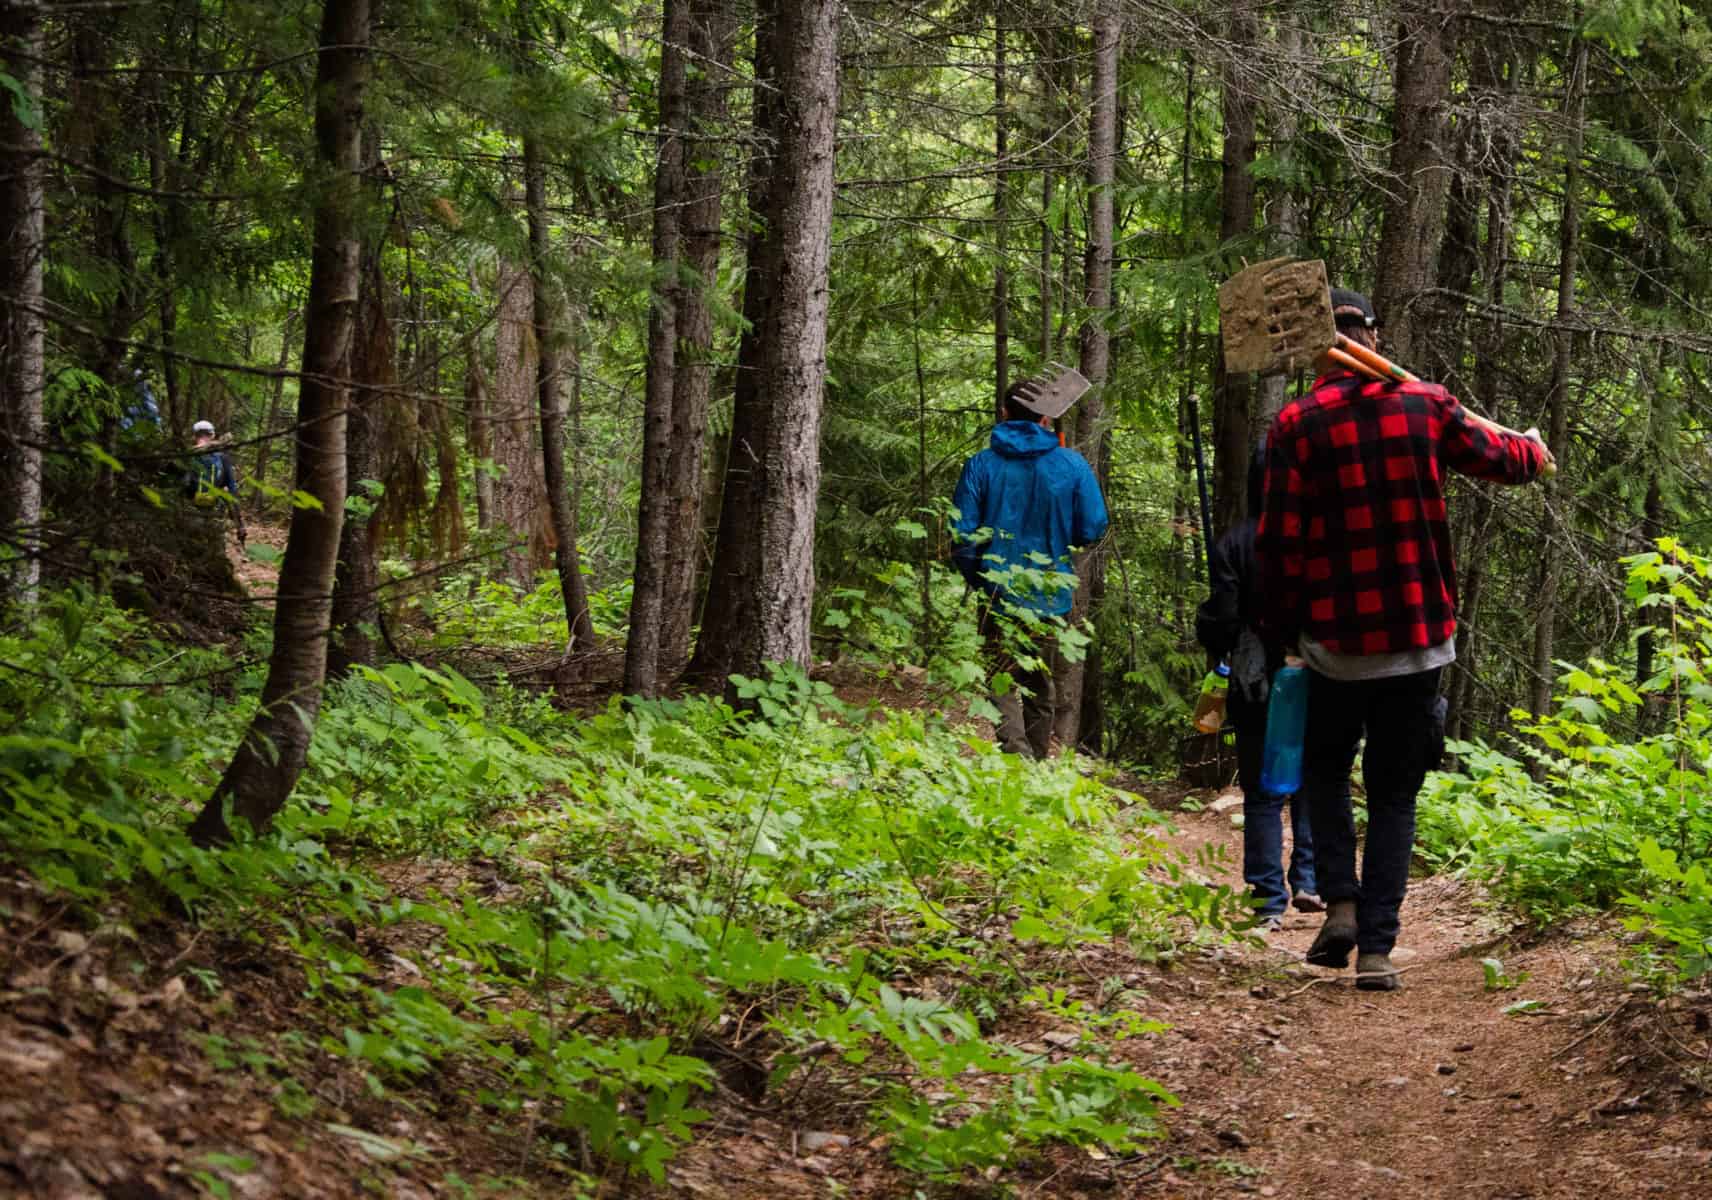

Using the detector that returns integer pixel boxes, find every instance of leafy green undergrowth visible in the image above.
[0,587,1242,1190]
[1417,540,1712,986]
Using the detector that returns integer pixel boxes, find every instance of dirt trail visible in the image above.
[1113,798,1712,1199]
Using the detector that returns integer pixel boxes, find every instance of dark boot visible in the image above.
[1355,951,1401,992]
[1305,899,1357,968]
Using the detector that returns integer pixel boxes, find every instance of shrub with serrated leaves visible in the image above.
[1417,540,1712,983]
[0,596,1208,1186]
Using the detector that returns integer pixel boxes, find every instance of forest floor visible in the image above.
[664,790,1712,1199]
[8,780,1702,1199]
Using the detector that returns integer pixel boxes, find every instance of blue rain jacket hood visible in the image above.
[950,420,1110,615]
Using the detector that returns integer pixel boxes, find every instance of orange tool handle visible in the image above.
[1331,337,1557,476]
[1336,334,1418,383]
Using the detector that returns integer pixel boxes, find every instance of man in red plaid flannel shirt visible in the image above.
[1256,287,1552,990]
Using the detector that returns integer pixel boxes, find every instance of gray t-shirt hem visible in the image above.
[1300,633,1456,682]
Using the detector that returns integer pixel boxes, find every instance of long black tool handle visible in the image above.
[1186,393,1215,580]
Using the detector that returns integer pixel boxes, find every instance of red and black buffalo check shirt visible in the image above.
[1256,370,1548,656]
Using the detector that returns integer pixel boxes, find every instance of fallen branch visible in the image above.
[1552,997,1634,1060]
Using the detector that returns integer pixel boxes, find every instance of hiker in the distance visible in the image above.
[1196,441,1321,931]
[1256,286,1552,990]
[951,376,1108,759]
[184,419,247,547]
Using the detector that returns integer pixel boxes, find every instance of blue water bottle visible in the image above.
[1259,665,1309,796]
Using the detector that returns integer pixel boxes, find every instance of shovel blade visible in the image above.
[1219,258,1336,375]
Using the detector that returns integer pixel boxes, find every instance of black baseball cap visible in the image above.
[1330,287,1378,329]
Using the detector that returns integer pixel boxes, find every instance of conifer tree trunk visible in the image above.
[1053,0,1117,750]
[526,138,596,649]
[1443,34,1520,741]
[465,332,494,531]
[658,0,734,668]
[327,251,390,677]
[1211,1,1256,538]
[992,6,1009,418]
[1372,0,1456,366]
[492,258,548,587]
[1530,29,1587,719]
[254,306,299,487]
[1038,165,1053,363]
[625,0,691,698]
[0,0,44,609]
[191,0,372,846]
[723,0,838,681]
[1257,14,1303,424]
[1172,56,1196,621]
[687,0,778,685]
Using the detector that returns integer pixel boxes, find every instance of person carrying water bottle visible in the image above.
[1196,442,1321,931]
[1255,287,1552,991]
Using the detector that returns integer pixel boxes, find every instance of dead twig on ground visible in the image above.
[1552,996,1634,1060]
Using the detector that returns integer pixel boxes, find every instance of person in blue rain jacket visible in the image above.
[951,381,1108,758]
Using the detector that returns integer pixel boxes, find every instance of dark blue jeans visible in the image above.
[1232,693,1317,916]
[1302,667,1443,955]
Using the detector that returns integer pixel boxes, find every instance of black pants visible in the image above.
[1301,667,1442,955]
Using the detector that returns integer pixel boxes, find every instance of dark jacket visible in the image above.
[1195,445,1277,705]
[951,421,1109,616]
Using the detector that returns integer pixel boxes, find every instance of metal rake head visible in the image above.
[1010,362,1090,419]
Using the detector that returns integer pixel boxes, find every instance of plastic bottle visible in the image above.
[1259,664,1309,795]
[1192,661,1231,733]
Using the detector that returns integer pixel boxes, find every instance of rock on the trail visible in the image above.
[1382,1075,1409,1088]
[797,1132,850,1154]
[1210,788,1244,813]
[1436,1062,1457,1075]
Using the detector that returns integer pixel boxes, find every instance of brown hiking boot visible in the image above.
[1304,899,1357,968]
[1355,952,1402,991]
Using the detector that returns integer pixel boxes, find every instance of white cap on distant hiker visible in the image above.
[192,420,215,436]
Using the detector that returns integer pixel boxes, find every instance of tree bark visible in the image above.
[723,0,838,683]
[686,0,778,685]
[465,331,494,531]
[1211,1,1256,539]
[254,306,299,488]
[1173,56,1196,626]
[492,258,548,587]
[1038,166,1053,363]
[1371,1,1457,366]
[993,5,1009,419]
[1445,33,1521,743]
[1053,0,1118,750]
[327,252,390,678]
[658,0,734,669]
[0,0,44,609]
[625,0,691,698]
[1529,27,1587,719]
[1256,12,1303,425]
[525,137,596,649]
[191,0,372,845]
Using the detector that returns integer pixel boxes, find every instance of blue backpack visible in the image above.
[189,452,231,506]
